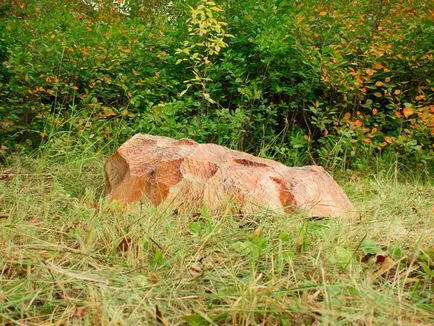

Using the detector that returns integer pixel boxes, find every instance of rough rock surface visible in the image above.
[105,134,355,218]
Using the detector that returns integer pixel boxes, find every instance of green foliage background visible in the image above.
[0,0,433,173]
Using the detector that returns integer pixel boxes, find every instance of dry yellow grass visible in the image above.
[0,147,432,325]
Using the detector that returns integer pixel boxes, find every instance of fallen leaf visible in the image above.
[189,264,203,277]
[86,201,99,210]
[371,256,396,280]
[117,237,133,253]
[148,273,160,284]
[252,227,261,237]
[362,253,376,263]
[75,307,87,317]
[376,255,386,263]
[0,172,15,181]
[156,305,168,325]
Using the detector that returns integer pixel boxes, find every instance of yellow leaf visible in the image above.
[178,84,191,97]
[403,107,414,118]
[394,89,401,95]
[319,11,328,16]
[365,68,376,76]
[203,92,216,104]
[375,81,383,87]
[370,256,396,281]
[385,77,391,83]
[296,15,305,23]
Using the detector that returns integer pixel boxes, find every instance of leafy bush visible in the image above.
[0,0,432,173]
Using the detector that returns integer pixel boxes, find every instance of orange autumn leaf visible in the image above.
[363,138,372,144]
[384,136,393,144]
[375,81,383,87]
[351,120,363,127]
[371,256,396,281]
[374,63,383,69]
[372,108,378,115]
[319,11,328,16]
[394,89,401,95]
[296,15,305,23]
[365,68,376,76]
[403,107,414,118]
[385,77,391,83]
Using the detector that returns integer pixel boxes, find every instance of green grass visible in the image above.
[0,144,433,325]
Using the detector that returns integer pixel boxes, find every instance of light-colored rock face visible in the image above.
[105,134,356,218]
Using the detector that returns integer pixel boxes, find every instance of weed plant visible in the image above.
[0,136,432,325]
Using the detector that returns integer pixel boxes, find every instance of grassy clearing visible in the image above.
[0,145,433,325]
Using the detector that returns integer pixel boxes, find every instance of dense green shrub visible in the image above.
[0,0,432,173]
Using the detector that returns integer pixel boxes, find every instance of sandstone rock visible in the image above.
[104,134,355,218]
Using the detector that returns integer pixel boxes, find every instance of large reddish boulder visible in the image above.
[105,134,355,218]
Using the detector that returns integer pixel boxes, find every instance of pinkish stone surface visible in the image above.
[105,134,356,218]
